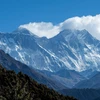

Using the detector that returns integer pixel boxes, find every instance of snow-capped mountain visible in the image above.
[38,29,100,72]
[0,28,100,72]
[0,28,67,72]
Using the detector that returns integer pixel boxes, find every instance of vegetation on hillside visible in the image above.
[0,65,77,100]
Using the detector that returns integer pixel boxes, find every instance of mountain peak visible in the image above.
[12,27,39,38]
[53,29,96,43]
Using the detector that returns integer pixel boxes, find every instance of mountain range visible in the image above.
[0,27,100,99]
[0,28,100,73]
[1,49,100,100]
[0,28,100,88]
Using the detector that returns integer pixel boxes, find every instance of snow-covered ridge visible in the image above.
[0,28,100,72]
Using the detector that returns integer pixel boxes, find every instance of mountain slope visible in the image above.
[94,96,100,100]
[79,69,99,78]
[38,69,85,88]
[0,28,67,72]
[74,72,100,88]
[41,29,100,72]
[0,50,67,90]
[59,89,100,100]
[0,65,76,100]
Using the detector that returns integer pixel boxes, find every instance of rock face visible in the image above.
[0,28,100,72]
[0,65,77,100]
[0,50,67,90]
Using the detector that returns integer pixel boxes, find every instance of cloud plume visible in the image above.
[19,14,100,40]
[19,22,60,38]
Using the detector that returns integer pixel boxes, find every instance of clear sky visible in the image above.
[0,0,100,32]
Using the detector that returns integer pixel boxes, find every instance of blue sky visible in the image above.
[0,0,100,32]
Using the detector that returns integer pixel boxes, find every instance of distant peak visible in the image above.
[12,27,39,38]
[53,29,78,38]
[16,27,33,34]
[51,29,97,44]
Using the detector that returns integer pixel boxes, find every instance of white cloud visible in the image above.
[19,14,100,40]
[19,22,60,38]
[60,14,100,40]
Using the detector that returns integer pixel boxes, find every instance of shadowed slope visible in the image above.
[0,65,76,100]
